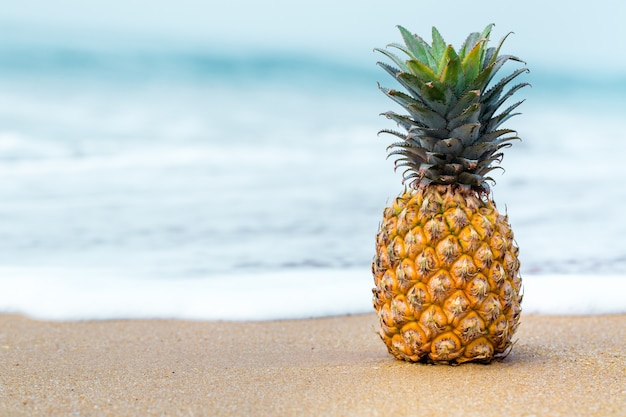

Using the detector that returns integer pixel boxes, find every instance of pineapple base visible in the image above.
[372,185,522,364]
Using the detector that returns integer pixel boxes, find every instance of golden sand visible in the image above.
[1,313,624,416]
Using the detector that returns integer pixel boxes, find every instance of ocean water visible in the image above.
[1,32,625,320]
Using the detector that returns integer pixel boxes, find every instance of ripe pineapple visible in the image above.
[372,24,527,364]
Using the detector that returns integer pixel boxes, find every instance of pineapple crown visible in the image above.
[376,24,529,193]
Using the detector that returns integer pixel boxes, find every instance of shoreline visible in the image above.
[1,313,625,416]
[3,272,626,321]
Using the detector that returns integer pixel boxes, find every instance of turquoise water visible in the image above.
[1,30,625,319]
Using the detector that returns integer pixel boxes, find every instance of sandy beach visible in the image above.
[1,313,625,417]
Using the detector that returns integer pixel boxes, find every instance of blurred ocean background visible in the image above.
[1,0,625,319]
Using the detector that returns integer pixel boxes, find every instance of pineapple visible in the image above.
[372,24,527,364]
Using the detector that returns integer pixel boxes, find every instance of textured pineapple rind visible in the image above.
[372,185,522,364]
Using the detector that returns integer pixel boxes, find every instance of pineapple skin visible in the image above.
[372,185,521,364]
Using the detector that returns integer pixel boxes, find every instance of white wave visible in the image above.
[0,267,624,321]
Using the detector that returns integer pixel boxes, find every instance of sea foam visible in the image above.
[1,267,624,321]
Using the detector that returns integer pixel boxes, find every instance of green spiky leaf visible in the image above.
[397,26,435,68]
[376,24,528,191]
[380,85,423,108]
[439,45,465,94]
[482,68,530,105]
[419,81,454,116]
[407,59,438,82]
[462,40,486,84]
[406,103,448,129]
[459,32,480,61]
[485,100,526,131]
[448,102,481,130]
[450,122,481,146]
[374,48,410,72]
[433,137,463,155]
[382,111,418,131]
[431,26,447,71]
